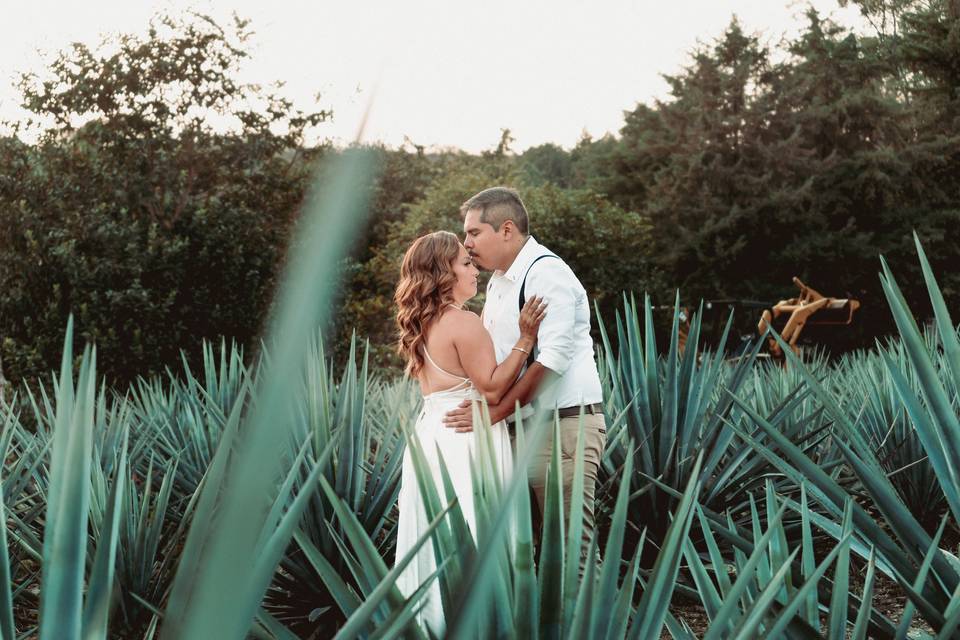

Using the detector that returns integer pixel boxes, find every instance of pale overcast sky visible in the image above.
[0,0,865,152]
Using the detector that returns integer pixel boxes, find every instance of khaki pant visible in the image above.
[516,413,607,572]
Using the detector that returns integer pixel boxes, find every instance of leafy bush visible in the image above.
[0,13,326,385]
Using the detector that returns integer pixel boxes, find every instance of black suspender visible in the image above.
[517,254,559,367]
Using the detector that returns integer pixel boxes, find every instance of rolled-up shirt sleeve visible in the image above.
[526,261,577,375]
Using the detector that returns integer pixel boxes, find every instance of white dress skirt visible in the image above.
[394,381,513,636]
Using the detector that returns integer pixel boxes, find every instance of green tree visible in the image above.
[0,12,328,384]
[611,19,781,301]
[602,13,959,349]
[371,150,661,349]
[774,8,960,340]
[517,143,574,187]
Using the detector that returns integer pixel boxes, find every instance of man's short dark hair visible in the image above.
[460,187,529,235]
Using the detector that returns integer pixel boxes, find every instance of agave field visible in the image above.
[2,152,960,639]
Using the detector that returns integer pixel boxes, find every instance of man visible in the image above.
[443,186,606,564]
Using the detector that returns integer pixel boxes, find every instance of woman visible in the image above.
[393,230,546,634]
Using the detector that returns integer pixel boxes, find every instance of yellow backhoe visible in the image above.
[757,277,860,360]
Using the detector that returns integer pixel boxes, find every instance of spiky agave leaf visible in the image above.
[597,293,767,546]
[81,427,128,640]
[0,476,16,640]
[161,148,377,639]
[274,333,409,633]
[628,452,703,640]
[39,319,97,639]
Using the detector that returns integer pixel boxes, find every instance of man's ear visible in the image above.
[500,219,515,240]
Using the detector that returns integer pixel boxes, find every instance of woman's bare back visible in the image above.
[418,308,474,395]
[417,297,545,403]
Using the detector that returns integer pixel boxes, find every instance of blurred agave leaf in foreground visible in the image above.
[161,148,378,640]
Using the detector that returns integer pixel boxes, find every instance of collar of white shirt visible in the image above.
[493,236,549,284]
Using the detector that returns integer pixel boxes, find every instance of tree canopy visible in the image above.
[2,3,958,384]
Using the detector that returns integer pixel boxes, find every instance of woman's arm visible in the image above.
[454,296,546,405]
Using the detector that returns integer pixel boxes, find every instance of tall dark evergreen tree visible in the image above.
[600,11,959,349]
[612,20,785,302]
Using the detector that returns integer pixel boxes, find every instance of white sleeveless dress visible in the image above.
[394,349,514,635]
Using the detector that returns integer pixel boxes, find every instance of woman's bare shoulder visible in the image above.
[436,308,481,333]
[457,308,482,322]
[425,309,481,362]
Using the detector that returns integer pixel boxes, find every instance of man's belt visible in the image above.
[555,403,603,419]
[505,403,603,428]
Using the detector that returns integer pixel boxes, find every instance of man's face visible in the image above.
[462,208,500,272]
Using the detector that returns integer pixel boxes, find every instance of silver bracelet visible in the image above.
[512,346,530,355]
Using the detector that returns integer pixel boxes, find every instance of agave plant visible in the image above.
[159,148,380,640]
[1,321,129,639]
[265,333,415,636]
[311,404,705,640]
[680,480,896,638]
[728,236,960,637]
[831,334,947,530]
[596,292,822,549]
[124,339,248,498]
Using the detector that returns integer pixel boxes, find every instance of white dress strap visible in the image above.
[422,347,469,382]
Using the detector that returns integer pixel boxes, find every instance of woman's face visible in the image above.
[451,243,480,303]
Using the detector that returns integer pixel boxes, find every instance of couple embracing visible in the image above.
[392,187,607,633]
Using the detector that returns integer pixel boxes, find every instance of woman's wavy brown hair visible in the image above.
[395,231,462,377]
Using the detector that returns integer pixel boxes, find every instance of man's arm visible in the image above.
[442,362,556,432]
[488,362,554,423]
[443,259,575,432]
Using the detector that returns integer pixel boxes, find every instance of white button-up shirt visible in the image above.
[482,236,603,411]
